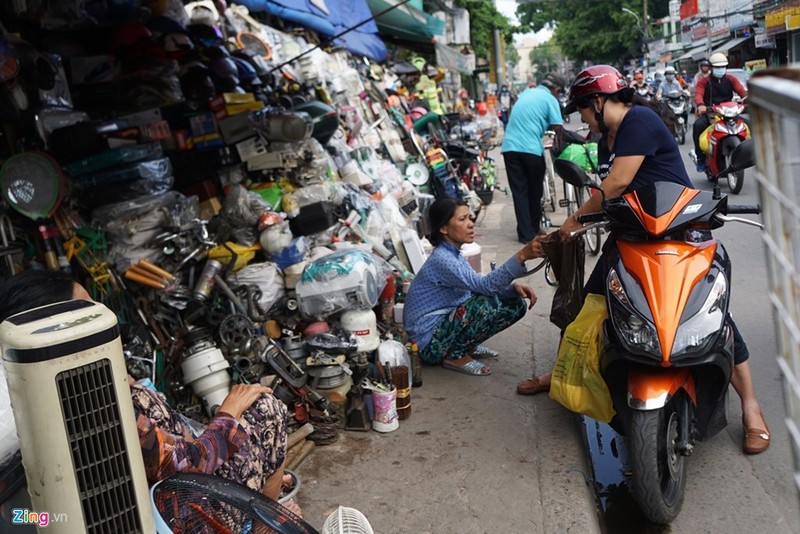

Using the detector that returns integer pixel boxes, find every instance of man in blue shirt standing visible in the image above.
[501,73,565,243]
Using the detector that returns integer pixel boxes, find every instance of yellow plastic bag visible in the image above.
[548,294,616,422]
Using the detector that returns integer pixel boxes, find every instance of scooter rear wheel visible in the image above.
[629,394,689,524]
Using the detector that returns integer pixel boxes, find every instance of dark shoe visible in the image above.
[743,411,770,454]
[695,161,706,173]
[516,375,550,395]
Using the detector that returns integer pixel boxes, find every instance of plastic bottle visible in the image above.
[410,341,423,387]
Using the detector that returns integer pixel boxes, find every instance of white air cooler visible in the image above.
[0,299,154,533]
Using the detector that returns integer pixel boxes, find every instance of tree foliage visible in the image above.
[528,40,563,74]
[515,0,670,67]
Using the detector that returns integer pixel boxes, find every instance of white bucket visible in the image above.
[340,309,380,352]
[461,242,482,273]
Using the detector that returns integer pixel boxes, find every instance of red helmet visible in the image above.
[564,65,628,114]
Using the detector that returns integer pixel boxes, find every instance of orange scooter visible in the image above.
[554,140,761,524]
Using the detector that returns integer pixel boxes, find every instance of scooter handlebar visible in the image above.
[576,212,605,224]
[725,204,761,215]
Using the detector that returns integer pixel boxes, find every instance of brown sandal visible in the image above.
[743,411,770,455]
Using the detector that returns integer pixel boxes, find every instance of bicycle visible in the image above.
[557,128,602,256]
[541,130,559,230]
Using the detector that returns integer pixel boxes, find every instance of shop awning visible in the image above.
[235,0,388,61]
[676,45,708,62]
[366,0,445,45]
[712,36,752,54]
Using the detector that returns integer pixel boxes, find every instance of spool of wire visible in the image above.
[392,366,410,420]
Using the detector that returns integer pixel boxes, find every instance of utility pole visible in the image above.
[705,0,711,60]
[643,0,650,38]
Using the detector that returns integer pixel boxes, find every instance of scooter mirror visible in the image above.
[554,158,593,189]
[724,139,755,174]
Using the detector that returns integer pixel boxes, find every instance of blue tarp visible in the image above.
[235,0,388,61]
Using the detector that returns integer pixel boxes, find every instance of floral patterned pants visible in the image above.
[420,294,527,365]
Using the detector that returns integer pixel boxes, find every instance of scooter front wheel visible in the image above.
[725,152,745,194]
[629,395,689,524]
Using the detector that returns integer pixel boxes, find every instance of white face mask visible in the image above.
[665,75,675,82]
[712,67,726,78]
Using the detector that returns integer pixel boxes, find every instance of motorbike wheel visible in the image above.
[576,188,602,255]
[725,152,745,194]
[629,394,689,524]
[678,131,685,145]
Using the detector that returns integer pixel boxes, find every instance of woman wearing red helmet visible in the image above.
[517,65,770,455]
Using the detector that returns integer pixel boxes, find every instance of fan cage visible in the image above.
[57,359,143,533]
[151,473,318,534]
[321,506,374,534]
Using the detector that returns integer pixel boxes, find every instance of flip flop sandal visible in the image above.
[471,345,500,359]
[442,359,492,376]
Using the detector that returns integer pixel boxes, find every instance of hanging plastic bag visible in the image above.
[548,294,615,423]
[540,231,585,330]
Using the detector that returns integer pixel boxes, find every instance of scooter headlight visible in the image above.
[608,269,661,356]
[672,272,728,357]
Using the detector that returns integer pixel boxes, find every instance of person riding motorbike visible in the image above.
[516,64,770,455]
[691,52,748,173]
[697,58,711,78]
[631,70,653,99]
[656,66,689,100]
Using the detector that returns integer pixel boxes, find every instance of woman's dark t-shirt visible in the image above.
[597,105,693,193]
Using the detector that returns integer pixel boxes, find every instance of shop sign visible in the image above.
[765,5,800,35]
[745,59,768,73]
[435,44,475,75]
[680,0,698,19]
[755,33,776,48]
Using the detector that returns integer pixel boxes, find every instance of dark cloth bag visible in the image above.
[541,231,586,330]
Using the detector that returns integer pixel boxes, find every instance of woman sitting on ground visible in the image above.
[403,197,546,376]
[0,269,301,510]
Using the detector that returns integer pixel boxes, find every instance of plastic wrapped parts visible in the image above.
[64,143,163,177]
[250,108,313,143]
[296,249,387,319]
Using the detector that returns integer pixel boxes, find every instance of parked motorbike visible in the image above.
[663,90,690,145]
[689,100,750,194]
[554,141,760,524]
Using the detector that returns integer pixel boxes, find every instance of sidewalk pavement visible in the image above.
[295,154,602,533]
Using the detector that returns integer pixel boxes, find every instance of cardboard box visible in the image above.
[212,101,264,121]
[209,92,256,110]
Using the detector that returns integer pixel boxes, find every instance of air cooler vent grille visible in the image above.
[57,359,143,533]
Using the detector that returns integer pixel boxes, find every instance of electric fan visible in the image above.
[151,473,320,534]
[320,507,374,534]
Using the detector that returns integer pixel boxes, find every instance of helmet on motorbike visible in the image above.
[664,66,676,75]
[698,58,711,68]
[563,65,628,114]
[709,52,728,67]
[541,72,566,92]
